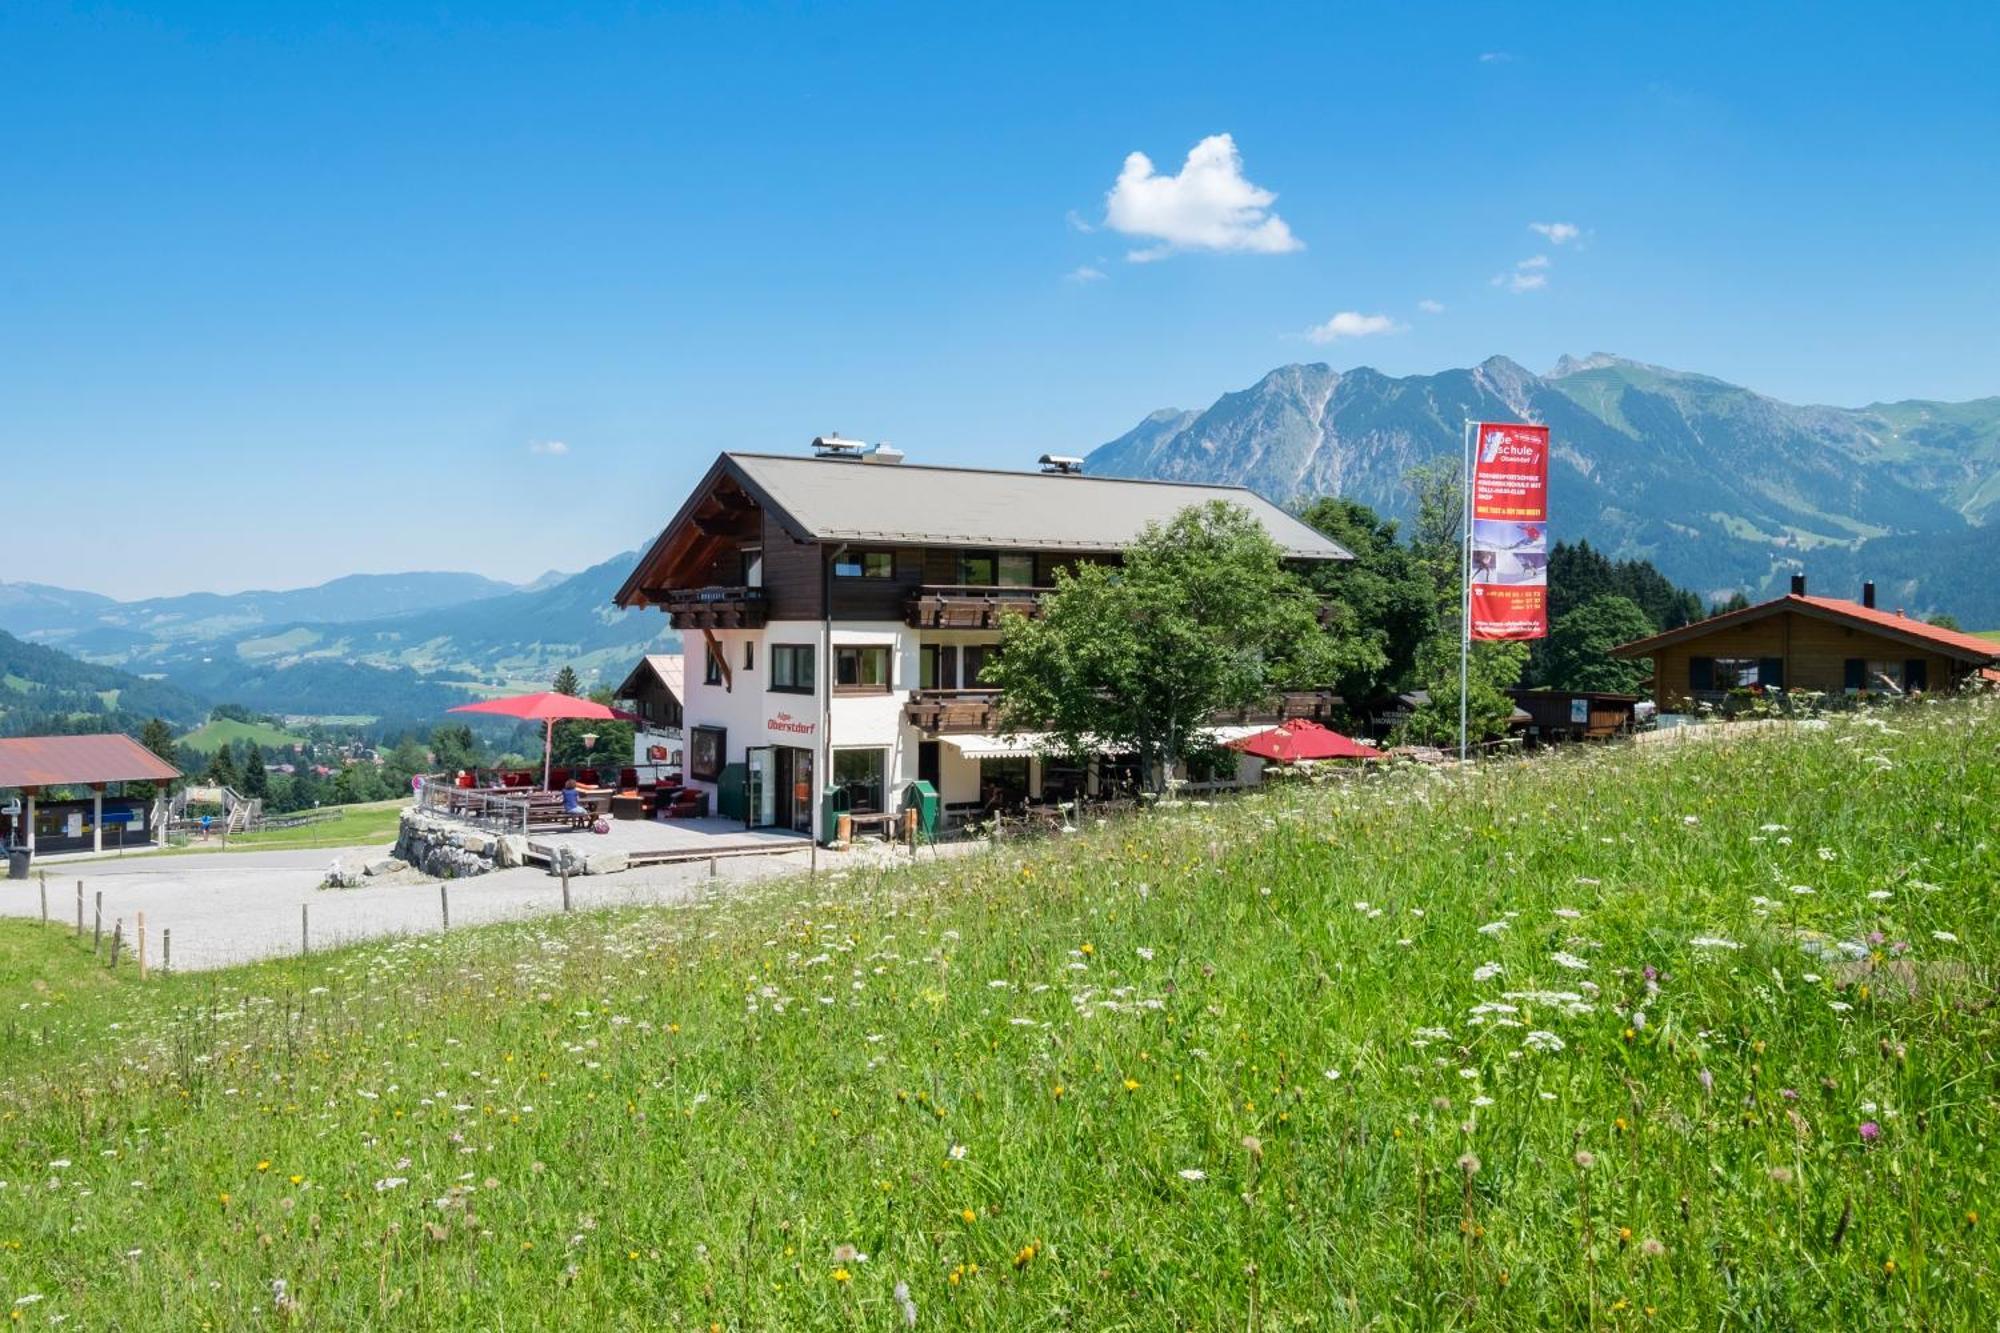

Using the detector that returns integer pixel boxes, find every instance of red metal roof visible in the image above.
[1613,594,2000,663]
[0,734,181,790]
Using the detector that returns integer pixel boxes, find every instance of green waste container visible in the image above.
[902,780,938,841]
[819,783,850,844]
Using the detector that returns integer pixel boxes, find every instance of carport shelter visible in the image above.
[0,734,180,855]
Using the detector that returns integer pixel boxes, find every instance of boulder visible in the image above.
[364,857,408,877]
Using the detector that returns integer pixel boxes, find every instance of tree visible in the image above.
[1403,459,1466,611]
[429,723,482,774]
[1542,596,1655,694]
[1399,636,1529,748]
[1927,612,1962,631]
[551,665,581,696]
[239,742,269,799]
[205,742,239,790]
[1296,497,1427,702]
[127,717,181,800]
[985,501,1348,791]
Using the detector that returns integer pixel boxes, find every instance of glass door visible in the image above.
[786,747,815,833]
[746,746,776,828]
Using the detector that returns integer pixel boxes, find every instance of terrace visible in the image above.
[645,584,768,630]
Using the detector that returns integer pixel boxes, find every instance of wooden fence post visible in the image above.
[93,891,103,952]
[560,867,572,913]
[39,872,47,927]
[137,912,147,979]
[439,882,450,932]
[108,919,123,970]
[162,928,171,974]
[76,880,84,938]
[301,903,310,955]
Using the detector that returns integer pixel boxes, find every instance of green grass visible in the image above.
[2,699,1996,1328]
[1976,629,1999,642]
[65,800,406,862]
[175,716,306,755]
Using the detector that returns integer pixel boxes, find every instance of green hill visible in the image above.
[1,697,1994,1326]
[0,626,209,737]
[175,715,306,754]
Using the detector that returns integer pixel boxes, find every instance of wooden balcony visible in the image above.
[905,688,1346,737]
[646,585,768,630]
[1208,690,1347,726]
[905,689,1004,734]
[904,585,1051,629]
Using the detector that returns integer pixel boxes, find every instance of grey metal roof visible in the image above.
[725,453,1353,560]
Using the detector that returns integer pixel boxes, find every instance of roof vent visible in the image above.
[863,442,905,465]
[811,434,868,460]
[1039,454,1085,475]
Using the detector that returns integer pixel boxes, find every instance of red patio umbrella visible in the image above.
[1227,718,1380,764]
[448,691,633,788]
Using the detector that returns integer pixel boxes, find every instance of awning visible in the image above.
[0,734,181,790]
[1201,725,1269,745]
[939,733,1061,759]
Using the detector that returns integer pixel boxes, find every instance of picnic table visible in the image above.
[845,810,901,841]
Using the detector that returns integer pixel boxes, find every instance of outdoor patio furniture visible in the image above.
[662,789,709,819]
[611,792,646,821]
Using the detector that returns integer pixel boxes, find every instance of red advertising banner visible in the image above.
[1468,422,1550,641]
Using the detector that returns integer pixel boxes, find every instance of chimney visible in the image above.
[862,443,905,465]
[1038,454,1085,475]
[1861,580,1876,609]
[1789,573,1806,596]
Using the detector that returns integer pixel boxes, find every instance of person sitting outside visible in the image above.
[561,779,587,825]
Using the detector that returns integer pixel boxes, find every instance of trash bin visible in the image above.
[902,780,939,840]
[7,847,29,881]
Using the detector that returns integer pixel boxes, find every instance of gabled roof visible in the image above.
[614,653,684,703]
[1611,594,2000,664]
[616,451,1352,604]
[0,734,181,790]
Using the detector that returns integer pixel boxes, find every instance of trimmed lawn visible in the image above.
[175,717,306,755]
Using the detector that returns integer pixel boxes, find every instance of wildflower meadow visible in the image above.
[3,698,1996,1328]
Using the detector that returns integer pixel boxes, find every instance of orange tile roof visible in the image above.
[1613,593,2000,663]
[1792,595,2000,658]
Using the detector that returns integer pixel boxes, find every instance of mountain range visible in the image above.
[0,557,676,726]
[1088,354,2000,623]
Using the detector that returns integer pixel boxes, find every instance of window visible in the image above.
[834,549,895,579]
[770,644,814,693]
[957,551,996,586]
[962,643,1000,686]
[1689,657,1766,692]
[833,748,887,814]
[704,643,723,686]
[740,546,763,588]
[919,644,940,690]
[743,640,755,671]
[998,553,1036,587]
[835,645,891,691]
[1864,660,1906,693]
[689,726,726,782]
[979,756,1031,809]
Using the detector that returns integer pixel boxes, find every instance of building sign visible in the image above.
[689,726,726,782]
[767,711,816,736]
[1469,422,1550,640]
[1570,697,1590,726]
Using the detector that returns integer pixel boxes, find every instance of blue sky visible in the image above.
[4,1,1996,596]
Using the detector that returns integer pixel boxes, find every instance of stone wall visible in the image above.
[394,809,529,879]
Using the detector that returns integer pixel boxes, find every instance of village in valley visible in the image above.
[3,5,1997,1328]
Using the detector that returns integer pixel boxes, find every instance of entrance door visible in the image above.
[785,747,815,833]
[746,746,776,829]
[918,740,940,789]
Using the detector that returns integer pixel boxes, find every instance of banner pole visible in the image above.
[1460,419,1475,764]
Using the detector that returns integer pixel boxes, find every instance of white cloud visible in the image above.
[1304,311,1405,344]
[1479,51,1513,63]
[1065,265,1107,283]
[1529,221,1581,245]
[1064,209,1095,234]
[1417,298,1446,314]
[1103,133,1303,262]
[1493,256,1550,293]
[528,439,570,457]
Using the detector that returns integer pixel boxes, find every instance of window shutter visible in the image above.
[1688,657,1715,692]
[1904,659,1928,692]
[1759,657,1785,689]
[940,645,959,690]
[1843,658,1866,691]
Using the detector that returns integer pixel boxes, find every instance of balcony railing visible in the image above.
[648,584,768,630]
[904,584,1052,629]
[904,688,1346,736]
[905,688,1004,734]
